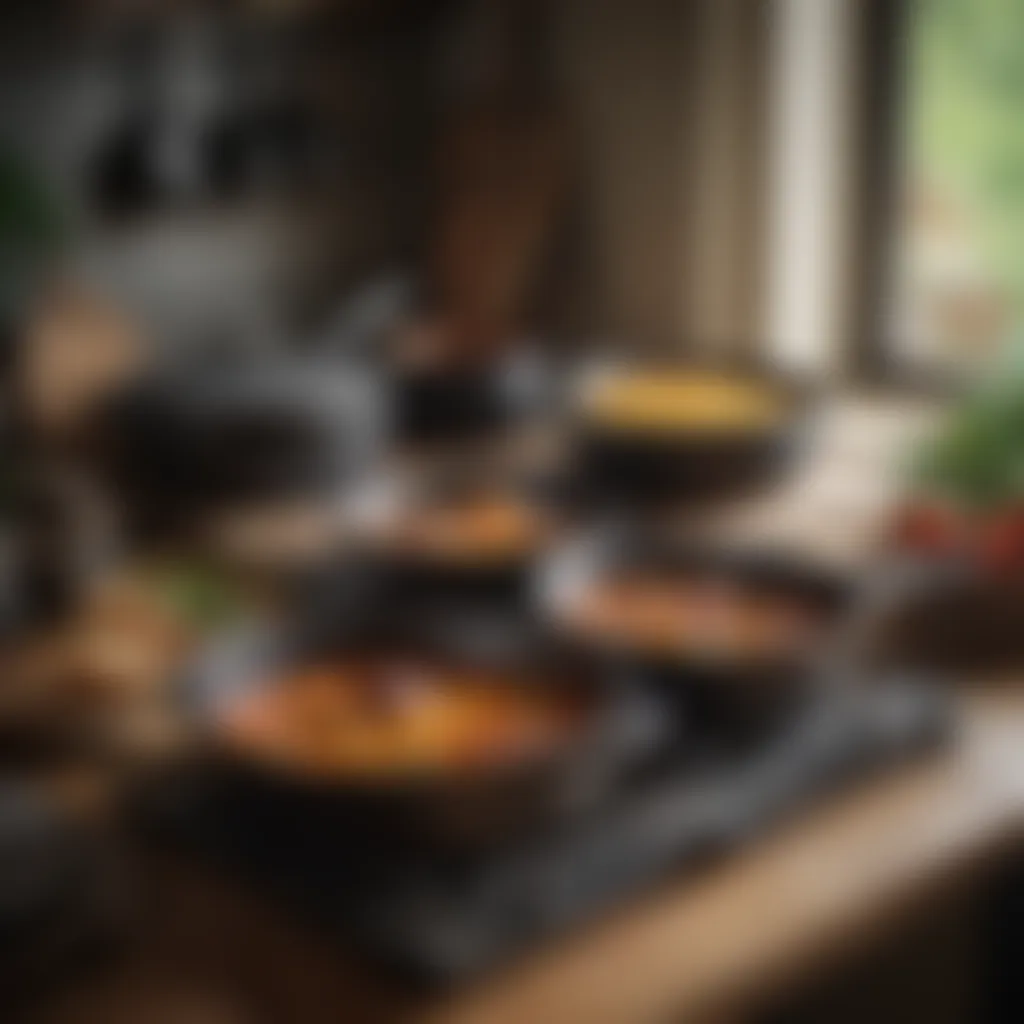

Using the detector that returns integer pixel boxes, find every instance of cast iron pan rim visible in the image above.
[178,612,635,801]
[344,461,561,573]
[539,531,852,686]
[569,359,818,505]
[550,531,850,604]
[571,355,816,409]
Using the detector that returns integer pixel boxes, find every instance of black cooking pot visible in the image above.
[94,358,385,539]
[568,361,812,509]
[539,530,849,743]
[390,348,549,446]
[340,465,559,614]
[394,366,507,443]
[180,604,665,851]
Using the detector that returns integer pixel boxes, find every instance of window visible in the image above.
[890,0,1024,376]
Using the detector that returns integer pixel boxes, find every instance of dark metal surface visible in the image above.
[138,677,950,983]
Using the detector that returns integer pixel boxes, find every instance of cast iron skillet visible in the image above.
[568,360,813,510]
[538,530,849,743]
[180,601,665,852]
[394,364,509,443]
[390,346,549,446]
[341,466,559,611]
[92,359,384,541]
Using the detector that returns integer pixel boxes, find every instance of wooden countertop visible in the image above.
[34,684,1024,1024]
[415,685,1024,1024]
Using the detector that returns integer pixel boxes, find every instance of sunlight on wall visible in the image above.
[764,0,855,377]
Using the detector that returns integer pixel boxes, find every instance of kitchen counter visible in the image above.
[31,683,1024,1024]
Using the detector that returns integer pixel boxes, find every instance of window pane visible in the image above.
[892,0,1024,374]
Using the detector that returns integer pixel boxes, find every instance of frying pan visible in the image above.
[340,464,558,611]
[180,605,665,851]
[389,343,550,445]
[539,530,849,742]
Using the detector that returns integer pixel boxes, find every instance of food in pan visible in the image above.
[581,372,786,435]
[560,572,821,662]
[219,659,585,778]
[369,491,550,563]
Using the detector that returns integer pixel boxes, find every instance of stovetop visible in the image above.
[138,679,950,983]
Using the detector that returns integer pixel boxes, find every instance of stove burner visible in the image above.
[138,679,949,982]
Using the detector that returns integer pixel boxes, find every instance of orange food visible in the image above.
[220,660,581,778]
[564,575,818,661]
[377,494,548,562]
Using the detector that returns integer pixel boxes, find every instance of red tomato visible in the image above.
[889,501,964,556]
[975,507,1024,578]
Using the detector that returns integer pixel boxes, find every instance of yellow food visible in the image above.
[584,373,784,434]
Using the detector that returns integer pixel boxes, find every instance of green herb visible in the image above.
[915,339,1024,507]
[154,562,244,632]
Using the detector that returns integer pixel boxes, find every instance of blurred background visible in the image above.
[0,0,904,374]
[2,0,1013,379]
[4,2,1024,1023]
